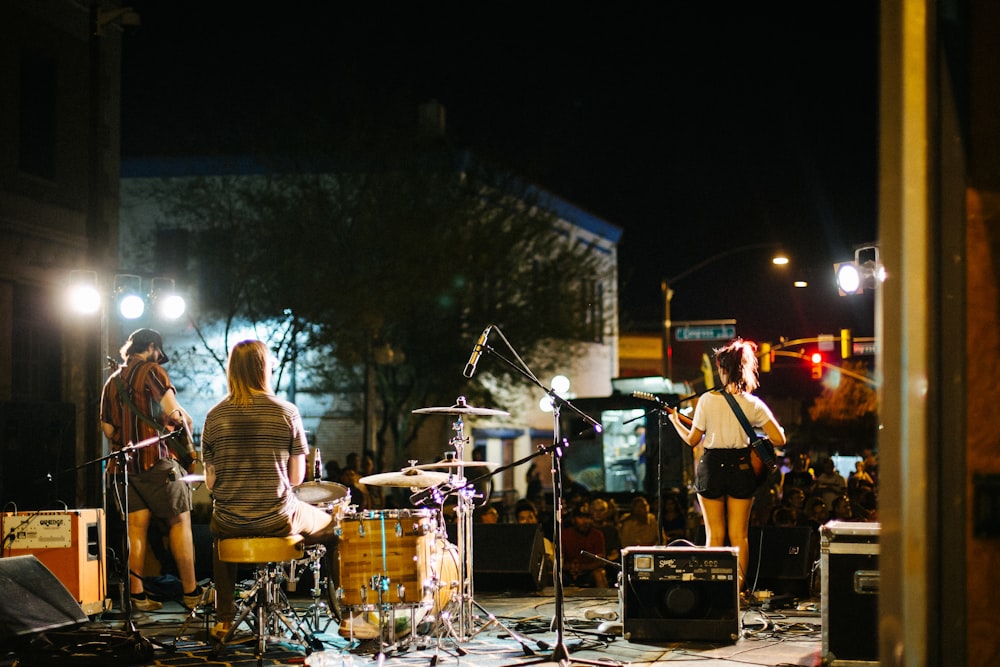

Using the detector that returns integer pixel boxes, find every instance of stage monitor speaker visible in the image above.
[747,526,817,597]
[448,524,546,592]
[621,546,739,643]
[0,555,88,642]
[1,509,110,615]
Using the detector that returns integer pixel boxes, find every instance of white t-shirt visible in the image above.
[690,391,776,449]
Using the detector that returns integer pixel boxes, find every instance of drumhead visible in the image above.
[294,481,350,505]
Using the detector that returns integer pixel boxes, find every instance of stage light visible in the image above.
[114,274,145,319]
[835,262,862,294]
[67,270,102,315]
[151,278,186,320]
[834,245,884,295]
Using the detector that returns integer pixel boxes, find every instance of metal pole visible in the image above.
[662,280,673,381]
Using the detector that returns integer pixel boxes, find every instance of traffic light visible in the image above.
[760,342,772,373]
[810,352,823,379]
[840,328,852,359]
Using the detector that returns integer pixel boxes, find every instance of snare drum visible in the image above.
[337,509,453,610]
[293,481,351,520]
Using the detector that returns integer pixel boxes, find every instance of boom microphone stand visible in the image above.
[88,431,184,634]
[463,326,617,667]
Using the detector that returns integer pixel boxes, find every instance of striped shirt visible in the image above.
[202,392,309,535]
[100,357,177,473]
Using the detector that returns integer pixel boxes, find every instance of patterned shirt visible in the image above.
[100,356,177,474]
[202,392,309,536]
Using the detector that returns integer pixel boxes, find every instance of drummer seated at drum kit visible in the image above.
[201,340,379,641]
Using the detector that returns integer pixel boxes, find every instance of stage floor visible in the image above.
[4,586,823,667]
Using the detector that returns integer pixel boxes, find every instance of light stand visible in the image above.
[465,326,616,667]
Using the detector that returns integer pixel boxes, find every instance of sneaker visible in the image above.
[131,596,163,612]
[182,585,207,610]
[338,614,380,640]
[210,622,232,642]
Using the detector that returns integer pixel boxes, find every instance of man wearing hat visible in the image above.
[100,328,204,612]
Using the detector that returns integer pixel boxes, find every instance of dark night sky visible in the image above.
[120,3,880,344]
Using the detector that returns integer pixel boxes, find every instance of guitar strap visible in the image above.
[722,391,777,469]
[113,362,167,437]
[111,362,195,471]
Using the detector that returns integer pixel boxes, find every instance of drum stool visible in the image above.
[213,535,319,662]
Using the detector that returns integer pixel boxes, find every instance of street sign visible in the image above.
[675,323,736,341]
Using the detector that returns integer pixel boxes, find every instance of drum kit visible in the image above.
[276,396,530,655]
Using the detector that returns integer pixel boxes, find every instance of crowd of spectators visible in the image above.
[753,449,880,531]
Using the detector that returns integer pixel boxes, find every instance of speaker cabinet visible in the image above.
[448,523,546,592]
[2,509,110,615]
[821,521,879,665]
[621,546,739,643]
[747,526,818,597]
[0,555,88,641]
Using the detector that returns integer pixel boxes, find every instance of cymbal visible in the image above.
[180,473,206,485]
[412,460,495,471]
[359,469,450,488]
[412,404,509,417]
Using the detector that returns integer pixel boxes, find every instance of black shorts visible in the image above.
[694,448,757,500]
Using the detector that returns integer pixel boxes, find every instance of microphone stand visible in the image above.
[84,431,184,640]
[632,386,720,550]
[467,327,618,667]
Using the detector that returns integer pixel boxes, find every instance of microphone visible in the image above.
[462,325,493,378]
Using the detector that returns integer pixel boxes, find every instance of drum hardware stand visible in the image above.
[171,581,216,649]
[455,326,619,667]
[409,404,535,657]
[288,544,337,634]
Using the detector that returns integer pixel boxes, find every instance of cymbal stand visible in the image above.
[464,326,617,667]
[410,421,534,656]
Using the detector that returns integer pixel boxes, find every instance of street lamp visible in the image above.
[661,242,789,380]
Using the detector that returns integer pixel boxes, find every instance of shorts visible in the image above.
[124,458,192,518]
[694,448,757,500]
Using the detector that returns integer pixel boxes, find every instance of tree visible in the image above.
[807,360,879,453]
[126,147,615,467]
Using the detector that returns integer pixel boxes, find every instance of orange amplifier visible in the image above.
[2,508,111,615]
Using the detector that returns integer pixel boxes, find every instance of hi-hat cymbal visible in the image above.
[412,404,509,417]
[359,469,450,488]
[180,473,206,485]
[412,460,495,471]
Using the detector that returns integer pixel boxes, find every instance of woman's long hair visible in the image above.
[714,338,759,394]
[227,340,272,407]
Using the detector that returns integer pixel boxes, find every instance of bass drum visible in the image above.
[336,509,458,616]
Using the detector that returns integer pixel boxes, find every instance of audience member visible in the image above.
[476,505,500,524]
[618,495,664,547]
[803,496,830,529]
[515,499,554,582]
[848,460,876,497]
[780,486,807,524]
[830,495,854,521]
[359,450,383,509]
[590,497,623,583]
[561,504,607,588]
[782,453,816,498]
[814,458,848,508]
[659,492,688,542]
